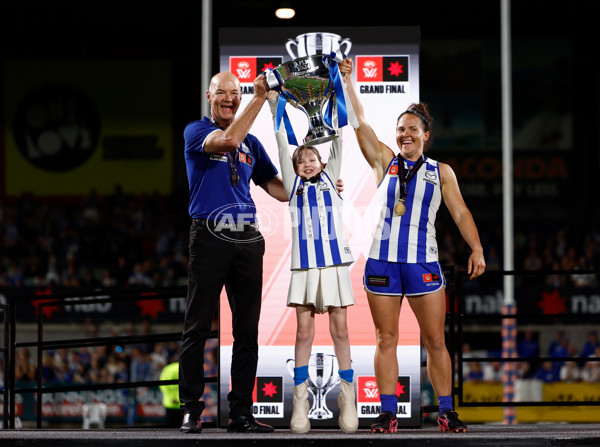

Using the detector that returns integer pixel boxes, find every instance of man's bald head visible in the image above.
[206,72,242,128]
[208,72,240,93]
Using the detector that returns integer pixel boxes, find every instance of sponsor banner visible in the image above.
[2,59,173,196]
[0,287,187,323]
[543,382,600,403]
[2,283,597,324]
[2,385,165,422]
[457,382,600,423]
[0,395,23,417]
[461,286,600,316]
[436,152,571,201]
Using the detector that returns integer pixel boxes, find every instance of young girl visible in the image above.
[268,92,359,434]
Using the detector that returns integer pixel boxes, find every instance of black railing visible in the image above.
[1,300,9,427]
[451,268,600,408]
[1,286,218,429]
[2,268,599,429]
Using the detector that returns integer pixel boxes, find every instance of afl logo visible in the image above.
[235,61,252,81]
[206,203,279,243]
[363,380,379,399]
[12,83,100,172]
[362,60,378,79]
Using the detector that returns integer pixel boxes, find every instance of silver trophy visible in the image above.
[286,32,352,59]
[267,55,340,147]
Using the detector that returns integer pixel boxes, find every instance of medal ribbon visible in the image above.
[397,155,425,203]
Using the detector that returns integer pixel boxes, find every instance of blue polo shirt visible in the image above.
[184,117,278,222]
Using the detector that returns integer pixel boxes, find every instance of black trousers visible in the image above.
[178,221,265,418]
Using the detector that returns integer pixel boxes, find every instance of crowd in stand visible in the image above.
[461,329,600,384]
[1,192,599,290]
[4,319,219,424]
[437,219,599,289]
[0,190,191,290]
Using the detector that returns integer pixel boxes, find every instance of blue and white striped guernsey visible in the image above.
[288,171,354,269]
[368,156,442,263]
[271,99,354,270]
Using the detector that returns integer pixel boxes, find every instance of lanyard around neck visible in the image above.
[397,155,425,201]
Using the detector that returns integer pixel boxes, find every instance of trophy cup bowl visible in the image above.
[271,55,339,147]
[286,32,352,59]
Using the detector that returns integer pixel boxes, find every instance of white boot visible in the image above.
[337,379,359,433]
[290,382,310,433]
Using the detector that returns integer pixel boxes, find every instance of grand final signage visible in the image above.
[218,26,422,429]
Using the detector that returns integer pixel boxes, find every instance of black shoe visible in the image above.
[438,410,467,433]
[227,415,274,433]
[370,411,398,434]
[180,412,202,433]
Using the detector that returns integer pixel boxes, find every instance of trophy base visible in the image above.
[300,129,339,148]
[308,411,334,420]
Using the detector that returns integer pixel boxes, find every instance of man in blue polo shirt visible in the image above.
[178,71,287,434]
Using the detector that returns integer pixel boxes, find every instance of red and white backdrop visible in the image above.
[218,26,422,428]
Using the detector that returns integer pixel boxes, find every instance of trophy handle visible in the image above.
[286,39,299,59]
[286,358,296,378]
[339,39,352,57]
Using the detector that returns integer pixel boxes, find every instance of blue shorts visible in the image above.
[363,258,446,296]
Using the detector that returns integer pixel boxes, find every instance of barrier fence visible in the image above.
[0,287,218,429]
[1,267,599,429]
[450,268,600,424]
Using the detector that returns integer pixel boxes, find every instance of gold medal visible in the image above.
[394,156,424,218]
[394,200,406,216]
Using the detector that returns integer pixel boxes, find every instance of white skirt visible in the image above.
[287,265,355,314]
